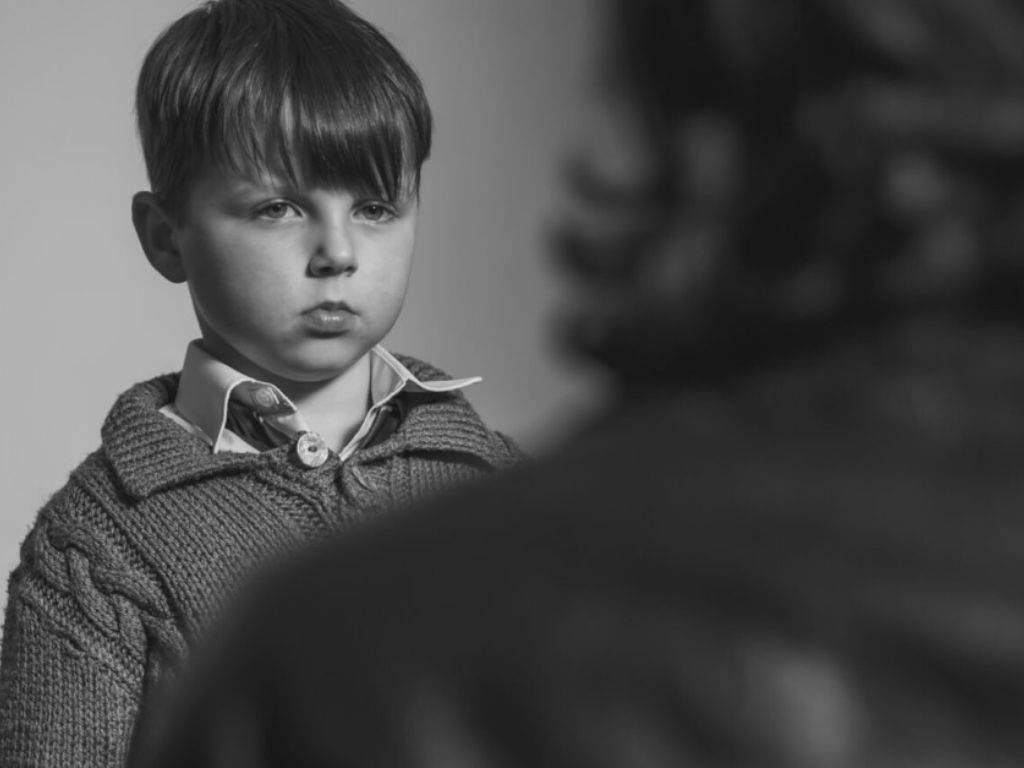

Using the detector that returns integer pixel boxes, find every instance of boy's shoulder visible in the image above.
[47,373,182,497]
[59,373,269,505]
[384,353,527,468]
[94,372,252,500]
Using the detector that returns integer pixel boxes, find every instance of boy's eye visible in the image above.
[257,202,299,220]
[357,203,395,223]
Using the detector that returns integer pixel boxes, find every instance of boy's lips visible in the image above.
[307,300,355,313]
[302,301,357,334]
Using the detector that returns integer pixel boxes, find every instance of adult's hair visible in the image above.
[136,0,432,221]
[559,0,1024,386]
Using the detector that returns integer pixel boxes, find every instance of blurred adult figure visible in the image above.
[131,0,1024,766]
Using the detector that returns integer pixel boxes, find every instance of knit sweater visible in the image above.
[0,355,522,767]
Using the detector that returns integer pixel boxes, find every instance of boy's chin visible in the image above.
[208,333,376,386]
[273,350,374,384]
[219,348,369,387]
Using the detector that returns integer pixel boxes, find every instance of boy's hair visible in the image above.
[136,0,432,220]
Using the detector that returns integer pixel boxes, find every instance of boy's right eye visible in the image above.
[256,201,300,220]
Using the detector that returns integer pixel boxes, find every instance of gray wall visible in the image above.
[0,0,603,594]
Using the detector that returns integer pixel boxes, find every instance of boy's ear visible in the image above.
[132,191,188,284]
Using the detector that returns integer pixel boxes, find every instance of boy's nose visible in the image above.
[308,223,357,277]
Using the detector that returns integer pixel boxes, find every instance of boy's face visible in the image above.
[171,165,417,384]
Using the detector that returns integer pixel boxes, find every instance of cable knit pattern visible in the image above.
[0,355,522,767]
[25,513,183,667]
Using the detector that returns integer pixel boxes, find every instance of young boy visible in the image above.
[0,0,522,763]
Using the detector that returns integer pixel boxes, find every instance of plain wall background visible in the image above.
[0,0,605,593]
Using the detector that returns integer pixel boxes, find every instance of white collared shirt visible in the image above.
[160,341,480,461]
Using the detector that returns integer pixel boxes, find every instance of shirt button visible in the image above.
[296,432,329,468]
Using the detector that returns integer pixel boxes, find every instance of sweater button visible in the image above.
[296,432,329,468]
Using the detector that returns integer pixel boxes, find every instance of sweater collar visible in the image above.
[102,359,504,500]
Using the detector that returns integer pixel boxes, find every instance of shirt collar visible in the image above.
[169,341,480,454]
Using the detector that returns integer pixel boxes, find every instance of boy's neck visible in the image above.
[274,354,372,452]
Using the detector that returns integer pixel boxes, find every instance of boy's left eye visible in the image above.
[357,204,395,223]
